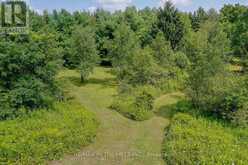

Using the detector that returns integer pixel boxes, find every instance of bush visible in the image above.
[162,113,248,164]
[216,92,248,127]
[0,102,98,164]
[173,100,193,113]
[130,91,154,121]
[111,87,155,121]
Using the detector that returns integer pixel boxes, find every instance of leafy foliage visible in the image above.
[215,79,248,127]
[150,32,174,66]
[109,23,139,73]
[119,48,159,85]
[0,34,62,119]
[186,21,230,109]
[220,4,248,58]
[70,26,99,82]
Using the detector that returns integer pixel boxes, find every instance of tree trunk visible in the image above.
[80,74,85,83]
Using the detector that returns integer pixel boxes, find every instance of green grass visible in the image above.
[162,113,248,165]
[0,102,98,164]
[52,67,179,165]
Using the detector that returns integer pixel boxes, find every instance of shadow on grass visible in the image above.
[155,103,178,120]
[156,100,227,127]
[87,78,117,87]
[155,100,205,120]
[64,76,117,88]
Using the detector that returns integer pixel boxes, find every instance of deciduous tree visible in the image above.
[71,26,99,82]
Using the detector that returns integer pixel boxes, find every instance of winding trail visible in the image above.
[51,67,181,165]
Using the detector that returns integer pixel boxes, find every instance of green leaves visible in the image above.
[220,4,248,58]
[0,33,62,119]
[186,21,230,109]
[109,23,139,70]
[71,26,99,82]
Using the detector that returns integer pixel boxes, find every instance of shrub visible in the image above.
[130,91,154,121]
[130,108,153,121]
[134,91,154,111]
[173,100,193,114]
[111,87,155,121]
[216,92,248,127]
[162,113,248,164]
[0,102,98,164]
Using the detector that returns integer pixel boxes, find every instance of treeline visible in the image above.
[0,2,248,125]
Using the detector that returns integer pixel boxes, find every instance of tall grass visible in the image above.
[162,113,248,164]
[0,102,98,164]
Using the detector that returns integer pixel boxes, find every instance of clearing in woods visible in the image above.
[51,67,183,165]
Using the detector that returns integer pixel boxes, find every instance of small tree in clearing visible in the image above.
[71,26,98,82]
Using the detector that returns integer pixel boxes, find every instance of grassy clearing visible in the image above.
[52,67,181,165]
[0,102,98,164]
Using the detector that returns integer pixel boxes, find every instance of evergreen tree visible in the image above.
[190,7,208,31]
[157,1,185,50]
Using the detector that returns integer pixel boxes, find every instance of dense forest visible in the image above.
[0,1,248,164]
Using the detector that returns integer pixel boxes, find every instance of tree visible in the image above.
[137,7,157,47]
[95,13,117,60]
[190,7,208,31]
[157,1,185,50]
[150,32,174,66]
[71,26,98,82]
[43,10,50,25]
[186,21,230,109]
[109,23,139,79]
[119,47,158,85]
[0,33,62,119]
[30,11,44,32]
[231,10,248,63]
[123,6,142,32]
[220,4,247,57]
[207,8,219,22]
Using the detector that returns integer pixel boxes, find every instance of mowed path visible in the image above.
[51,67,180,165]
